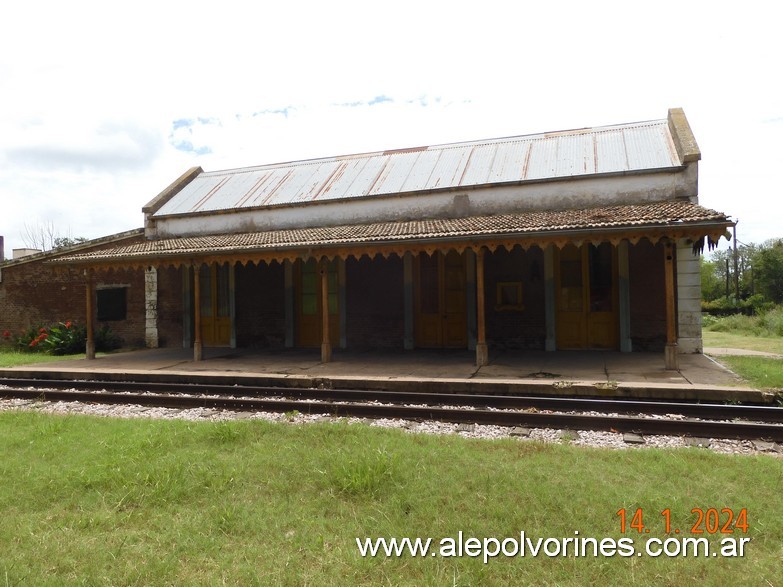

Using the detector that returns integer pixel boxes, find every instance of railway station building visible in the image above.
[5,108,733,370]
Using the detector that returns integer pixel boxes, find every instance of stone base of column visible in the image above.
[476,342,489,367]
[664,343,679,371]
[194,341,203,362]
[321,342,332,363]
[86,341,96,360]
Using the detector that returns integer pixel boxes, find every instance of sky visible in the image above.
[1,0,780,258]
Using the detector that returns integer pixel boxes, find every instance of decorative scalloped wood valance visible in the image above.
[54,225,729,273]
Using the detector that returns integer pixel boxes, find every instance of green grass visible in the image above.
[703,331,783,356]
[0,349,87,368]
[703,306,783,340]
[0,412,781,586]
[717,355,783,391]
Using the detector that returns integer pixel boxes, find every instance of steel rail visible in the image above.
[1,377,781,422]
[1,385,781,442]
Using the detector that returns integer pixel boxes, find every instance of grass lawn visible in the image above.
[703,331,783,356]
[0,349,87,368]
[0,412,781,586]
[716,356,783,391]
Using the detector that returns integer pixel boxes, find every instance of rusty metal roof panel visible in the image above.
[155,174,228,215]
[153,119,682,217]
[624,124,677,170]
[315,154,387,200]
[489,141,529,183]
[525,136,559,181]
[459,143,497,185]
[424,145,472,190]
[367,151,422,195]
[261,163,329,206]
[309,159,358,200]
[212,170,280,210]
[555,132,596,177]
[594,129,628,174]
[399,148,442,192]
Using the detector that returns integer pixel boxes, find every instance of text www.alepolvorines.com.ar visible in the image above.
[356,531,750,563]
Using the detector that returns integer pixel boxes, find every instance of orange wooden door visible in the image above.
[296,259,339,348]
[556,244,618,349]
[414,251,467,348]
[199,263,232,346]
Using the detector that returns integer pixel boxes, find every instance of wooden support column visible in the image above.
[475,247,489,367]
[85,269,95,360]
[193,263,203,362]
[664,241,679,370]
[320,257,332,363]
[403,252,414,350]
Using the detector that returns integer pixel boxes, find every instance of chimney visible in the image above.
[0,236,4,262]
[12,248,42,259]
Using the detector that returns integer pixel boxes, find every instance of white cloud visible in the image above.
[1,0,781,256]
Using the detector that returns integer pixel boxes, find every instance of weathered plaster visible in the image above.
[150,169,693,239]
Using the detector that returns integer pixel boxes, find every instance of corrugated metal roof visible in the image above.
[153,119,680,218]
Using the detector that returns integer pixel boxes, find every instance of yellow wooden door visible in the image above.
[443,250,467,347]
[556,245,586,349]
[296,259,339,348]
[556,244,618,349]
[199,263,232,346]
[586,243,618,349]
[414,251,467,348]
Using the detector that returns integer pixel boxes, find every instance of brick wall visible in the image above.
[235,261,285,348]
[628,240,666,350]
[156,266,184,348]
[345,255,405,349]
[0,234,151,348]
[484,246,546,349]
[94,268,146,347]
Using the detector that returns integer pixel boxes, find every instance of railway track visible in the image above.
[1,377,782,442]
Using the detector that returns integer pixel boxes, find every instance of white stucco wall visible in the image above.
[676,239,702,353]
[144,267,158,348]
[148,167,695,239]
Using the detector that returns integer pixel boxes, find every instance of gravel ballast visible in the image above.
[1,398,779,457]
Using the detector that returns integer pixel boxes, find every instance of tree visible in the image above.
[700,258,724,301]
[20,221,87,252]
[704,244,756,301]
[53,236,89,249]
[754,239,783,304]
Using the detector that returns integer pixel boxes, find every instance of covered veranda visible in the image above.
[1,345,759,404]
[54,200,734,371]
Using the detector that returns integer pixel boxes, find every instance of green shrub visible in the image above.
[704,304,783,337]
[701,294,773,317]
[95,325,123,352]
[41,321,87,355]
[12,321,122,354]
[701,313,719,329]
[706,313,759,334]
[757,306,783,336]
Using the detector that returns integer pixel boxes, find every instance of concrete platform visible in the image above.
[0,347,772,403]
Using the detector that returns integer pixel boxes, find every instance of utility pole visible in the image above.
[725,258,730,298]
[733,224,740,301]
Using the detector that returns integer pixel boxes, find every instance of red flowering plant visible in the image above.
[14,325,48,352]
[40,321,87,355]
[15,321,84,354]
[13,320,119,355]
